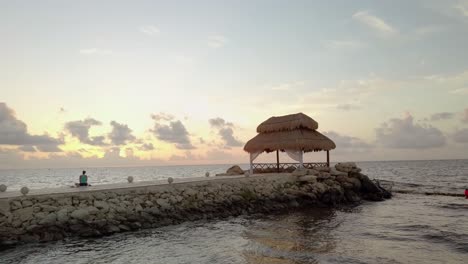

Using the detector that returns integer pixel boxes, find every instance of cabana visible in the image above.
[243,113,336,174]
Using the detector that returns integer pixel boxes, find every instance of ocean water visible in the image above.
[1,160,467,264]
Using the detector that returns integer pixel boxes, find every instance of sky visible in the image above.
[1,0,468,169]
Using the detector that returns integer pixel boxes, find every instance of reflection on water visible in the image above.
[2,193,467,264]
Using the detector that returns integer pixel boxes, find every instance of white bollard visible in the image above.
[0,184,7,192]
[20,187,29,196]
[127,176,134,183]
[168,177,174,184]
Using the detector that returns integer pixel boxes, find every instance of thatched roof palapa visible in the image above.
[244,113,336,153]
[256,112,318,133]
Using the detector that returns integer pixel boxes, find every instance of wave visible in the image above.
[378,180,467,197]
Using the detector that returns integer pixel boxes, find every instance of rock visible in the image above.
[156,199,171,210]
[330,168,348,177]
[297,175,317,183]
[127,176,134,183]
[14,207,34,222]
[306,169,319,176]
[94,201,110,212]
[346,177,362,190]
[11,200,22,210]
[56,208,69,224]
[40,204,58,213]
[292,168,307,177]
[316,167,331,172]
[39,213,57,226]
[0,184,7,192]
[118,224,131,231]
[106,225,120,233]
[167,177,174,184]
[335,162,357,173]
[317,172,331,180]
[21,200,33,207]
[205,172,210,177]
[71,209,90,221]
[70,207,98,221]
[226,165,244,175]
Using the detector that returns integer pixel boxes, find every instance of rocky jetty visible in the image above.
[0,163,390,245]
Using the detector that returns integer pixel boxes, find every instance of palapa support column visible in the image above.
[299,150,304,169]
[249,153,254,175]
[326,150,330,167]
[276,150,280,173]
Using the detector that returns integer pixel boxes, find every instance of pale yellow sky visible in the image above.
[1,0,468,168]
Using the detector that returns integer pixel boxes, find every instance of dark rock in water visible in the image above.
[358,173,392,201]
[344,190,361,203]
[226,165,244,175]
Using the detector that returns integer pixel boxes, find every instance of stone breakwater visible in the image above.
[0,163,390,245]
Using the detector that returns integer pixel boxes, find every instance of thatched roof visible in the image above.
[244,129,336,153]
[257,113,318,133]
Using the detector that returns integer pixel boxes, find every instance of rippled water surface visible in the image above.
[1,160,468,263]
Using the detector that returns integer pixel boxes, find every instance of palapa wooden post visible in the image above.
[326,150,330,167]
[276,150,280,172]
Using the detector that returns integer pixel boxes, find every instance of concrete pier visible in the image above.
[0,164,390,246]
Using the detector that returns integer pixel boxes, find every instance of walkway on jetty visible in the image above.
[0,174,279,200]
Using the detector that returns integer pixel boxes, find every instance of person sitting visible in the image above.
[79,171,88,187]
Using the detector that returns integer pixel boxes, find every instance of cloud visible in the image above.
[336,103,360,111]
[463,108,468,123]
[453,128,468,143]
[218,127,243,147]
[151,120,195,149]
[138,142,155,151]
[208,117,234,128]
[108,121,136,145]
[323,131,372,152]
[207,35,228,48]
[0,102,63,151]
[139,25,160,36]
[65,118,107,146]
[375,113,446,149]
[169,151,201,161]
[430,112,455,121]
[352,10,398,36]
[18,145,36,152]
[151,112,175,122]
[209,117,243,147]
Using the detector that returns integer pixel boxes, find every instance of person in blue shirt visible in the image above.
[79,171,88,186]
